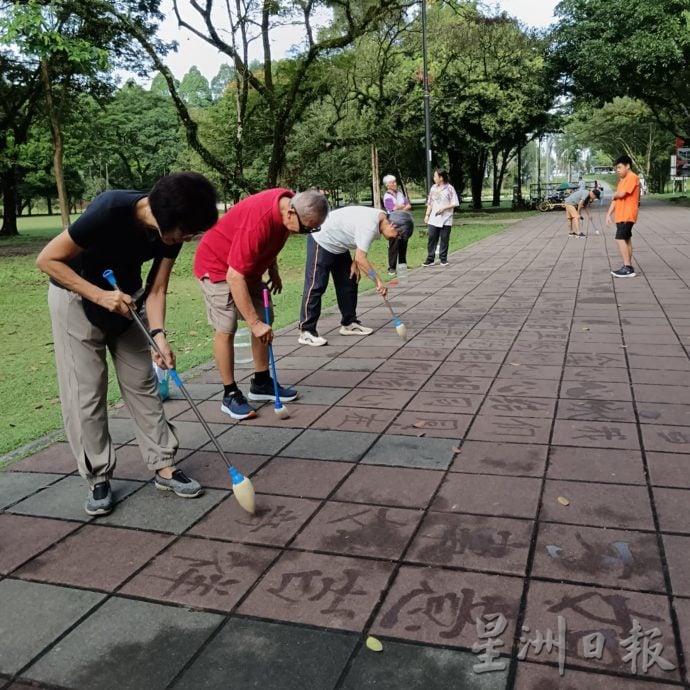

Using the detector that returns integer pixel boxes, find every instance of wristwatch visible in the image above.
[149,328,167,339]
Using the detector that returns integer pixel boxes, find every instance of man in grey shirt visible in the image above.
[564,187,601,237]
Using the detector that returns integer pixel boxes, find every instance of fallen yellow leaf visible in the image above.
[557,496,570,506]
[366,636,383,652]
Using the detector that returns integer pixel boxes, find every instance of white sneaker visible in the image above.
[340,322,373,336]
[298,331,328,346]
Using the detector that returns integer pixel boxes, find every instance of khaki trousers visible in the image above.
[48,284,179,485]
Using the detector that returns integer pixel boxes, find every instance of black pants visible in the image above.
[299,235,358,335]
[387,236,408,271]
[426,224,451,263]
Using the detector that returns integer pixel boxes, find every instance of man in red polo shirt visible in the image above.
[194,188,329,419]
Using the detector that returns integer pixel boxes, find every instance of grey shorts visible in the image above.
[198,278,272,334]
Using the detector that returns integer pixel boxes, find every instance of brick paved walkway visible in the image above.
[2,199,690,689]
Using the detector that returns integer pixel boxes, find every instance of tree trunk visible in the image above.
[491,149,500,206]
[371,144,381,208]
[0,170,19,237]
[40,59,70,230]
[468,148,488,210]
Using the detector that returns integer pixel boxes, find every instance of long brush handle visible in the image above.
[102,270,243,481]
[262,289,282,406]
[368,269,404,327]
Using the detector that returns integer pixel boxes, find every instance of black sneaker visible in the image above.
[85,480,113,516]
[248,377,298,402]
[221,390,256,420]
[611,265,636,278]
[422,260,434,267]
[577,233,585,238]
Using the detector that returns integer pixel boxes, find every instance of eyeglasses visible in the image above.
[291,205,321,234]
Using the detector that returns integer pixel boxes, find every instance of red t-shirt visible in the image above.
[193,188,293,282]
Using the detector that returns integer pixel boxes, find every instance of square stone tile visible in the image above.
[178,451,270,489]
[0,579,104,676]
[15,524,173,591]
[281,429,378,461]
[336,388,416,410]
[169,419,230,449]
[647,452,690,488]
[560,380,633,401]
[662,534,690,597]
[0,514,80,575]
[323,357,386,371]
[547,446,646,485]
[23,596,222,690]
[390,411,472,438]
[297,369,370,387]
[370,565,522,648]
[97,485,225,534]
[637,402,690,426]
[447,349,506,363]
[466,415,552,445]
[107,417,136,444]
[175,617,356,690]
[641,425,690,453]
[238,550,395,631]
[7,442,76,474]
[533,523,665,592]
[406,512,533,576]
[497,364,563,380]
[362,435,458,470]
[674,597,690,684]
[634,384,690,405]
[551,419,640,449]
[541,480,654,530]
[423,375,493,395]
[9,476,143,522]
[211,425,302,455]
[431,474,541,519]
[628,355,690,371]
[252,457,352,498]
[450,441,547,477]
[359,372,430,390]
[120,536,275,611]
[245,403,330,428]
[310,406,397,433]
[405,391,484,414]
[342,639,507,690]
[109,444,159,481]
[189,494,320,546]
[290,385,350,405]
[654,487,690,533]
[482,395,556,418]
[521,581,680,680]
[333,465,443,509]
[293,501,422,559]
[392,346,453,361]
[0,472,61,510]
[556,398,635,423]
[562,366,629,383]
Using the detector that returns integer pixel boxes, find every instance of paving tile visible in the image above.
[23,596,222,690]
[566,352,627,368]
[634,384,690,405]
[336,387,416,410]
[654,487,690,534]
[358,371,430,390]
[641,425,690,453]
[513,661,679,689]
[281,429,378,461]
[106,417,136,444]
[521,581,680,681]
[245,403,330,428]
[628,355,690,371]
[541,480,654,530]
[286,384,350,405]
[532,523,665,592]
[547,446,646,485]
[6,442,76,474]
[177,451,270,489]
[647,452,690,488]
[293,501,422,559]
[465,415,552,445]
[339,344,403,359]
[189,493,320,546]
[405,512,533,576]
[481,395,555,419]
[562,366,629,382]
[431,474,541,519]
[489,378,560,399]
[170,419,233,449]
[0,514,80,575]
[166,382,222,400]
[556,398,636,423]
[120,536,275,611]
[370,565,522,648]
[332,465,443,509]
[342,639,508,690]
[0,472,61,510]
[446,349,507,364]
[210,424,302,455]
[96,485,225,534]
[497,364,563,380]
[405,391,484,414]
[8,476,143,522]
[323,357,386,371]
[238,550,395,631]
[297,369,370,387]
[674,597,690,684]
[252,457,352,498]
[638,402,690,426]
[551,419,640,449]
[423,375,493,395]
[361,435,458,470]
[175,617,356,690]
[310,406,397,433]
[449,440,547,477]
[661,534,690,598]
[376,358,441,375]
[0,579,104,676]
[109,444,160,481]
[15,524,173,591]
[389,410,472,438]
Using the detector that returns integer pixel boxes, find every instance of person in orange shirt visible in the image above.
[606,155,640,277]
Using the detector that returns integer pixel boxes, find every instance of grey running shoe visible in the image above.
[85,481,113,516]
[611,265,636,278]
[155,469,203,498]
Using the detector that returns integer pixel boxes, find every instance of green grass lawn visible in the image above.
[0,206,523,458]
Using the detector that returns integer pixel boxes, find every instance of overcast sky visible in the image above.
[157,0,559,82]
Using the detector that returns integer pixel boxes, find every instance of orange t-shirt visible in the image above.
[614,171,640,223]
